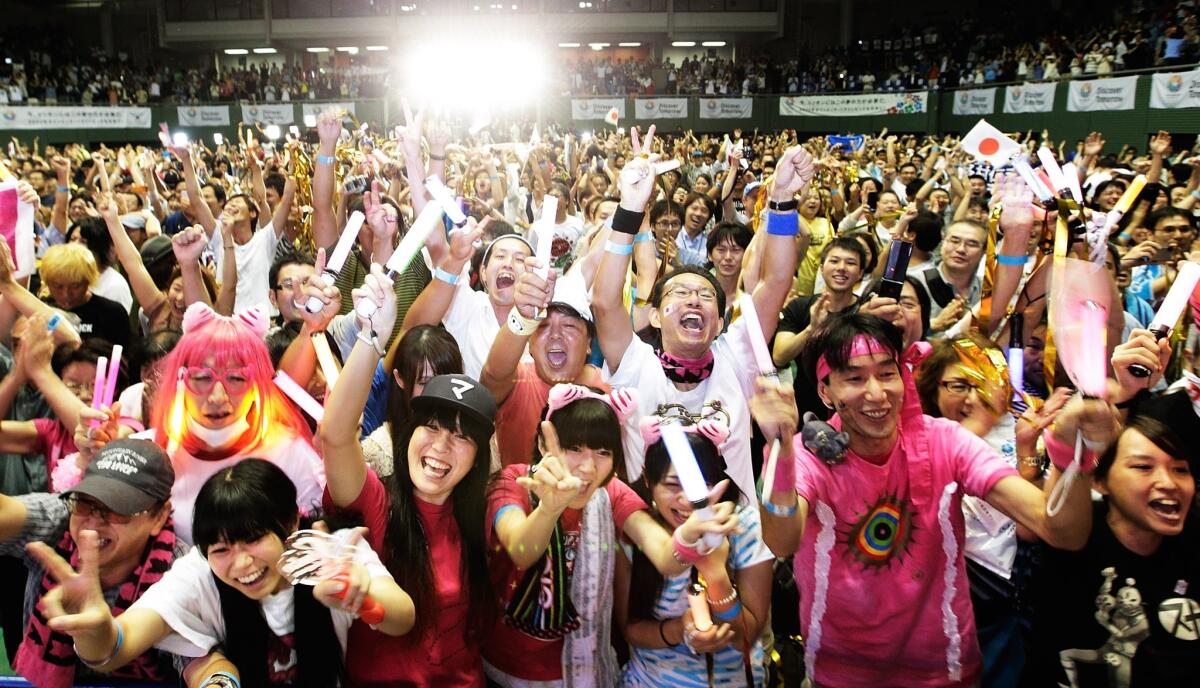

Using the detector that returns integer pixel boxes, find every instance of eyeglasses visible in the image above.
[939,379,979,395]
[182,366,252,395]
[65,380,91,397]
[276,278,296,291]
[665,285,719,303]
[944,236,983,251]
[65,495,155,525]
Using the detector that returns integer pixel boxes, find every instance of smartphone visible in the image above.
[1152,245,1178,264]
[865,190,879,213]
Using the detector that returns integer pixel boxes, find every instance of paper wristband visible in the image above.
[612,207,645,235]
[316,155,335,165]
[605,240,634,256]
[433,267,460,285]
[765,212,800,237]
[634,232,655,243]
[995,254,1030,266]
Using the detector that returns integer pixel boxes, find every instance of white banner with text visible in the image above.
[0,106,151,130]
[1066,76,1137,111]
[778,91,927,117]
[1002,82,1057,113]
[176,105,231,127]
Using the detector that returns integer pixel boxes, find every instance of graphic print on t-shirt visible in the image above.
[841,493,915,569]
[1157,595,1200,641]
[1059,568,1150,688]
[267,632,298,684]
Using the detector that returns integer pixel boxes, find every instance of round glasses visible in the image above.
[182,366,252,396]
[64,494,156,525]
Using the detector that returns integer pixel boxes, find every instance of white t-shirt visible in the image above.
[442,275,502,380]
[605,315,760,505]
[208,220,280,314]
[130,529,389,661]
[167,434,326,545]
[94,266,134,313]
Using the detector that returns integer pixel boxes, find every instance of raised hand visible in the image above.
[514,256,557,320]
[95,191,119,224]
[171,225,208,264]
[749,377,798,446]
[1110,328,1172,401]
[351,263,396,338]
[770,145,815,203]
[516,421,586,515]
[74,404,121,464]
[316,109,342,149]
[295,248,341,331]
[397,98,425,163]
[1083,132,1105,157]
[50,155,70,180]
[618,125,660,213]
[1149,130,1172,157]
[447,218,486,264]
[998,173,1035,236]
[27,531,115,641]
[362,180,397,244]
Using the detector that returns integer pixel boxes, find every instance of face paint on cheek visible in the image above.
[837,402,848,410]
[662,304,676,317]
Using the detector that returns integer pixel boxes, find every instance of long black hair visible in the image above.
[626,432,740,622]
[193,459,343,688]
[385,326,463,423]
[384,404,496,640]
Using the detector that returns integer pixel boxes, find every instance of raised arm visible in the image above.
[96,192,167,318]
[247,154,271,230]
[399,222,482,335]
[20,315,87,432]
[49,155,71,239]
[270,176,298,241]
[173,147,216,236]
[0,241,80,347]
[170,226,214,309]
[752,146,813,341]
[480,259,557,404]
[311,111,342,250]
[318,264,396,506]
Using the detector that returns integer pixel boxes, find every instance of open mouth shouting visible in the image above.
[679,311,706,334]
[1148,497,1183,523]
[494,270,516,290]
[545,345,568,368]
[421,456,453,481]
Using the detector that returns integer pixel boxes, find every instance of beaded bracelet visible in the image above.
[707,588,738,607]
[201,672,241,688]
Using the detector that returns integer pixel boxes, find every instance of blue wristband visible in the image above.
[712,601,744,621]
[634,232,654,243]
[56,184,69,193]
[762,499,798,518]
[995,254,1029,266]
[434,267,460,285]
[606,240,634,256]
[765,211,800,237]
[316,154,335,165]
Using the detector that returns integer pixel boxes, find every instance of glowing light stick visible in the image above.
[423,176,467,228]
[213,133,224,146]
[311,334,341,391]
[619,159,681,186]
[273,371,325,422]
[354,202,446,321]
[533,194,557,281]
[89,356,108,429]
[278,529,385,625]
[660,424,723,551]
[103,345,122,409]
[687,583,713,631]
[1130,261,1200,377]
[1061,163,1083,204]
[1011,158,1052,203]
[740,294,785,500]
[1036,148,1069,198]
[289,125,300,137]
[304,114,318,128]
[1102,174,1148,234]
[264,125,281,141]
[172,132,189,148]
[1007,313,1025,401]
[305,211,365,313]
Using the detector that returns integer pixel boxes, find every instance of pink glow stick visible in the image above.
[89,356,108,429]
[103,345,123,408]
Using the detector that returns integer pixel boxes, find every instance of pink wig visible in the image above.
[151,304,311,450]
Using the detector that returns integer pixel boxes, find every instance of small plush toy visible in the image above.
[801,412,850,465]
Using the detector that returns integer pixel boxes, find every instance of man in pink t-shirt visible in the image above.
[758,313,1105,688]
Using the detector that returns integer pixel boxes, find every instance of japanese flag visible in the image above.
[605,107,620,127]
[961,119,1020,167]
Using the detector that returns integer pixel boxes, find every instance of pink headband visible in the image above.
[814,334,892,382]
[182,303,270,339]
[639,415,731,451]
[544,384,638,425]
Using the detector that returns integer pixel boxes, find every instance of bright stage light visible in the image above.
[702,41,726,47]
[253,48,278,54]
[366,45,389,51]
[224,49,249,55]
[400,40,548,114]
[672,41,696,47]
[618,42,641,47]
[558,43,580,48]
[307,47,330,53]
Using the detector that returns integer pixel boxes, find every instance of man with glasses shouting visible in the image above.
[913,219,987,336]
[0,439,186,686]
[593,123,814,503]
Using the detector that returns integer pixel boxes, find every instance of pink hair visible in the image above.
[151,306,311,449]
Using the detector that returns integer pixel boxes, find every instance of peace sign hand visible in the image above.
[618,125,660,213]
[517,421,586,516]
[27,530,115,641]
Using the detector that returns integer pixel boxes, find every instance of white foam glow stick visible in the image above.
[1061,163,1083,203]
[739,294,785,500]
[274,371,324,422]
[1036,148,1069,197]
[660,424,723,551]
[533,194,558,281]
[311,334,341,391]
[1150,261,1200,334]
[305,211,365,313]
[1007,348,1025,397]
[423,176,467,228]
[1012,157,1053,203]
[354,202,446,320]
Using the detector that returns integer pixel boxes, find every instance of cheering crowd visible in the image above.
[0,104,1198,688]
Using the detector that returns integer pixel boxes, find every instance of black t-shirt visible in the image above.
[56,294,131,349]
[775,294,855,421]
[1025,501,1200,687]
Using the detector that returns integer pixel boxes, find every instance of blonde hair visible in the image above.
[40,243,99,286]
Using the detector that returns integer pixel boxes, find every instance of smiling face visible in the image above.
[1098,429,1195,539]
[62,361,99,406]
[529,310,590,385]
[650,466,695,529]
[684,199,712,232]
[205,530,292,600]
[220,196,253,227]
[407,416,478,505]
[560,444,615,510]
[482,237,531,307]
[818,352,905,457]
[167,277,187,319]
[69,499,169,581]
[821,247,863,295]
[941,222,986,274]
[936,364,1001,436]
[652,272,724,359]
[183,355,256,429]
[1096,182,1125,211]
[270,262,316,324]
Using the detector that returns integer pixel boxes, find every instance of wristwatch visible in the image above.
[768,198,799,212]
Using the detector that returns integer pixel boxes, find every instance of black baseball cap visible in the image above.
[410,374,497,435]
[62,439,175,515]
[139,235,174,266]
